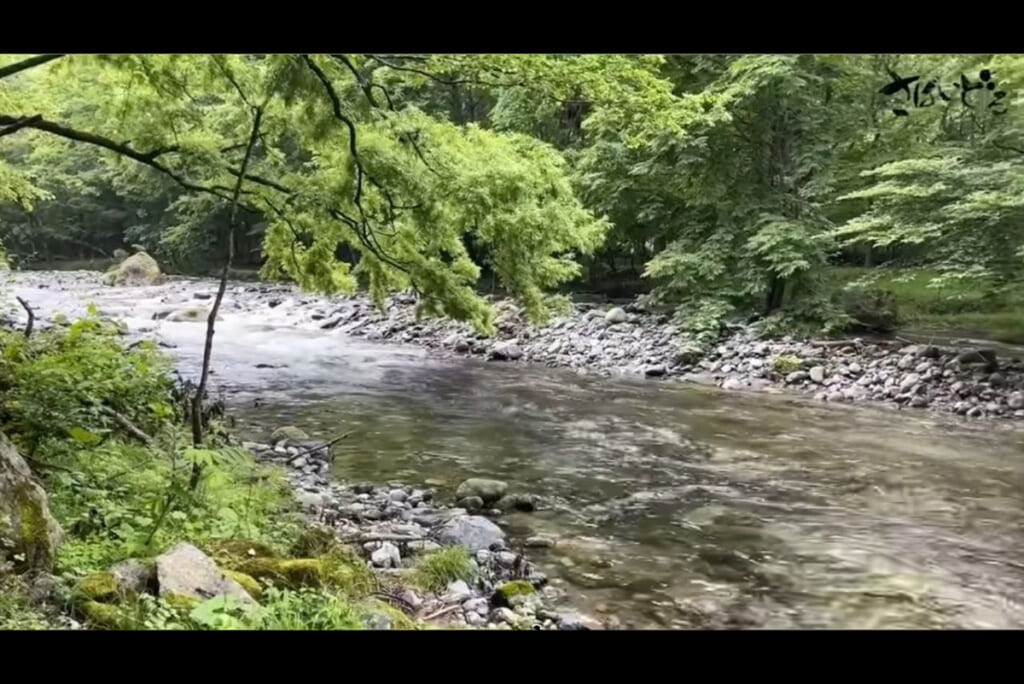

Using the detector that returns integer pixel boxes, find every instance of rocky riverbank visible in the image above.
[8,269,1024,420]
[246,431,596,630]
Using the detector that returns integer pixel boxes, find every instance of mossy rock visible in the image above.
[238,558,327,587]
[494,580,535,603]
[77,600,127,630]
[772,355,804,374]
[112,248,129,260]
[270,426,309,444]
[205,539,278,568]
[224,570,263,600]
[101,268,118,287]
[112,251,163,286]
[163,593,201,610]
[290,524,343,558]
[72,572,122,604]
[0,432,65,572]
[166,306,210,323]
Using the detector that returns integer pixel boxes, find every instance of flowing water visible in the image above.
[8,272,1024,629]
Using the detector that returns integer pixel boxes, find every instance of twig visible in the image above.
[14,296,33,338]
[372,591,417,615]
[99,406,153,444]
[285,431,353,464]
[421,604,462,621]
[23,454,75,474]
[339,533,423,544]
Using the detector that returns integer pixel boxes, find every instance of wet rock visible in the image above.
[490,342,523,361]
[644,364,667,377]
[457,496,484,512]
[271,426,309,444]
[109,251,163,286]
[809,366,825,383]
[524,535,555,549]
[455,478,508,506]
[1008,392,1024,410]
[155,543,255,605]
[167,306,210,323]
[436,515,506,552]
[785,370,809,384]
[494,493,536,512]
[721,377,746,391]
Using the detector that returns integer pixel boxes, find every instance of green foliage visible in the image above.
[772,355,804,374]
[0,574,53,630]
[412,547,476,593]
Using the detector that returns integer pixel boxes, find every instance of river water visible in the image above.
[8,271,1024,629]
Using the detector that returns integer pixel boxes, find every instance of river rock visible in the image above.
[442,579,473,603]
[436,515,506,552]
[809,366,825,383]
[110,251,163,286]
[155,542,256,605]
[956,348,998,368]
[370,542,401,568]
[0,431,64,571]
[785,370,809,384]
[644,364,667,377]
[166,306,210,323]
[490,342,523,361]
[271,426,309,444]
[455,478,508,505]
[605,307,627,323]
[110,558,156,594]
[524,535,555,549]
[1009,392,1024,410]
[494,493,537,512]
[456,496,484,512]
[899,373,920,393]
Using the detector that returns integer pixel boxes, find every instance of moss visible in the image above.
[411,547,476,593]
[205,539,279,568]
[290,524,343,558]
[225,570,263,600]
[163,593,200,610]
[772,355,803,374]
[360,600,420,631]
[495,580,535,600]
[239,557,328,587]
[72,572,121,604]
[78,600,127,629]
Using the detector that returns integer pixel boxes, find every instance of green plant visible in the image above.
[411,547,476,593]
[772,355,804,374]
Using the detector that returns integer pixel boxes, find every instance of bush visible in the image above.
[838,287,899,333]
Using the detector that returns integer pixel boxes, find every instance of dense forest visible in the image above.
[2,54,1023,631]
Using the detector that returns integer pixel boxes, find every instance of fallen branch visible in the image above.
[421,604,462,621]
[339,533,424,544]
[285,431,353,464]
[99,406,153,444]
[14,296,33,338]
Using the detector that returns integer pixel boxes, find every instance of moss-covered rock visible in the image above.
[72,572,121,604]
[290,524,343,558]
[270,426,309,444]
[155,542,257,606]
[101,268,118,286]
[0,431,64,572]
[238,558,326,587]
[205,539,278,568]
[224,570,263,600]
[166,306,210,323]
[111,251,163,286]
[78,600,126,629]
[494,580,536,606]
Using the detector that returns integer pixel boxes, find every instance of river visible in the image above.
[7,271,1024,629]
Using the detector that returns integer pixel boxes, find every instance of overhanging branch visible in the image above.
[0,54,64,81]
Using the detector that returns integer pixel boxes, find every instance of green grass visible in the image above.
[834,267,1024,344]
[411,547,476,593]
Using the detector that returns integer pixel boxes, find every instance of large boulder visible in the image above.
[454,478,508,506]
[0,431,64,572]
[110,251,163,286]
[435,515,506,552]
[155,542,257,605]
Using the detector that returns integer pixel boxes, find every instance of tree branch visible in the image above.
[0,54,64,81]
[0,115,42,139]
[14,297,33,338]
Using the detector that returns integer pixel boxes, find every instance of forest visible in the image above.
[2,54,1023,631]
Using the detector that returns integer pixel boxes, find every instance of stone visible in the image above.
[406,540,442,555]
[388,488,408,502]
[490,342,523,361]
[271,426,309,444]
[967,406,984,418]
[644,364,667,377]
[495,551,519,568]
[494,493,536,512]
[524,535,555,549]
[605,307,628,323]
[454,340,470,353]
[155,542,256,605]
[166,306,211,323]
[456,496,484,512]
[721,378,746,391]
[558,611,599,630]
[491,606,520,626]
[809,366,825,383]
[363,613,393,630]
[455,478,508,506]
[110,251,163,286]
[785,370,810,384]
[1008,392,1024,410]
[370,542,402,568]
[443,579,473,603]
[436,515,506,552]
[899,373,921,393]
[915,361,933,374]
[110,558,156,595]
[464,597,490,616]
[988,372,1005,387]
[904,344,940,359]
[909,395,930,408]
[956,348,998,367]
[0,431,64,571]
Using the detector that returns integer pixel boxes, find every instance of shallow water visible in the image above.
[8,271,1024,629]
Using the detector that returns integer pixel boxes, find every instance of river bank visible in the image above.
[7,269,1024,421]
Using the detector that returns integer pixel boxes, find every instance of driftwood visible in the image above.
[339,533,424,544]
[99,406,153,444]
[285,431,353,464]
[15,296,33,338]
[421,604,461,621]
